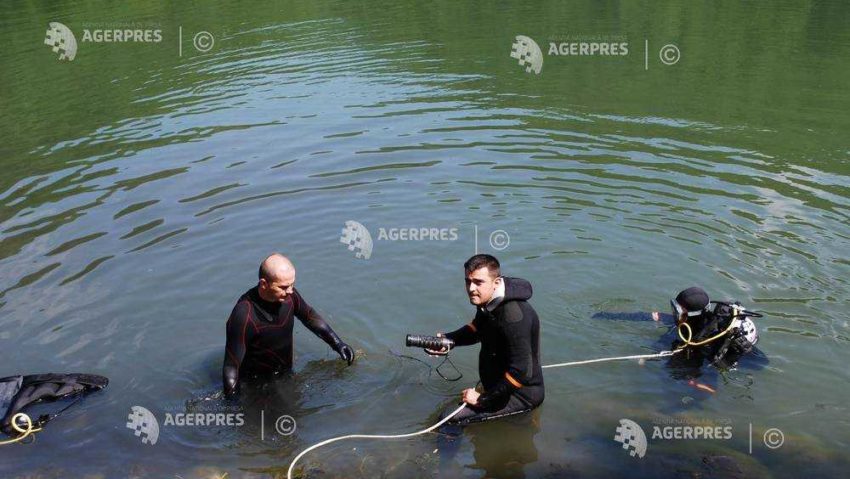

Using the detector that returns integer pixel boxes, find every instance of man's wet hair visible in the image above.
[464,254,501,279]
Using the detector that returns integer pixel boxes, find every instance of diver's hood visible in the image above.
[503,277,533,302]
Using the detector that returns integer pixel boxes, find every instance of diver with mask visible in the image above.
[668,286,762,370]
[592,286,767,395]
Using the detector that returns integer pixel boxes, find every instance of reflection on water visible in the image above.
[468,412,541,479]
[1,0,849,477]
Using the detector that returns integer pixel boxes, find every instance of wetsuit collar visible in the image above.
[482,279,506,313]
[249,287,284,319]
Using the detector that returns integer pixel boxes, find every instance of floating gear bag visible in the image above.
[0,373,108,436]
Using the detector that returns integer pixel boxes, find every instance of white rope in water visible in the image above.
[542,349,679,368]
[286,403,467,479]
[286,349,679,479]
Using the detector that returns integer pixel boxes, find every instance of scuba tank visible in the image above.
[707,302,762,368]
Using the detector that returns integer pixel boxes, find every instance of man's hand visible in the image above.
[425,332,450,356]
[461,388,480,406]
[336,342,355,365]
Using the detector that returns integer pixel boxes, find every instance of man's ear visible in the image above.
[258,278,267,289]
[494,276,503,286]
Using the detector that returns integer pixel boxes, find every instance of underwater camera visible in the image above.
[405,334,455,351]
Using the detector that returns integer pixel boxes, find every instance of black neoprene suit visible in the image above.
[443,277,544,424]
[222,286,346,396]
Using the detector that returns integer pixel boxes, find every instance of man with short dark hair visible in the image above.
[430,254,544,424]
[222,254,354,396]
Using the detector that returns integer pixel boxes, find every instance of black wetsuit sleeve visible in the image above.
[292,288,344,350]
[444,317,480,346]
[478,313,533,408]
[223,301,254,396]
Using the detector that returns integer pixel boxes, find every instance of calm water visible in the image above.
[1,1,849,478]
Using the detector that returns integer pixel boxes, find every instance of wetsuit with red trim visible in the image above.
[442,277,544,424]
[222,286,352,396]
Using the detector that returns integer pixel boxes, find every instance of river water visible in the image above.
[1,1,849,478]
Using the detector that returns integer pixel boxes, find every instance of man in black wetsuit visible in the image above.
[430,254,544,425]
[222,254,354,396]
[591,286,767,398]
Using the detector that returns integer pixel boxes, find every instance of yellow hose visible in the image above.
[676,311,739,348]
[0,413,42,445]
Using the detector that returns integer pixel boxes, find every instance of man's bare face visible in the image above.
[260,269,295,302]
[465,267,499,306]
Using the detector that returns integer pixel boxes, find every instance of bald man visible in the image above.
[222,254,354,396]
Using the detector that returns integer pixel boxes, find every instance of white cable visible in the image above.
[287,349,679,478]
[542,350,678,368]
[287,403,467,479]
